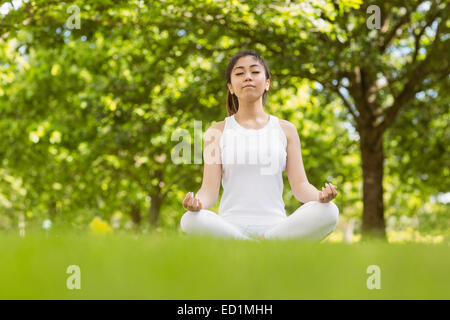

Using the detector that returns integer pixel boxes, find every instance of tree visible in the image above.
[165,0,449,239]
[1,0,448,239]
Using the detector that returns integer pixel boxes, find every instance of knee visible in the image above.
[314,201,339,227]
[180,210,207,232]
[180,210,195,232]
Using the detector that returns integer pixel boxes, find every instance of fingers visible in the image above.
[321,186,330,201]
[194,196,201,209]
[325,183,333,196]
[193,195,202,211]
[183,192,192,210]
[322,186,328,198]
[321,183,338,202]
[187,192,196,210]
[330,183,337,197]
[318,190,325,202]
[327,183,337,198]
[183,192,202,211]
[183,192,191,209]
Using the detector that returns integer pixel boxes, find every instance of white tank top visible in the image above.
[218,114,288,225]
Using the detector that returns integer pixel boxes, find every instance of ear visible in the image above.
[265,78,270,91]
[227,83,234,94]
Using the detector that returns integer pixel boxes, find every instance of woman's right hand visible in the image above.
[183,192,202,212]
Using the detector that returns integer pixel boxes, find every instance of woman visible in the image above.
[180,50,339,241]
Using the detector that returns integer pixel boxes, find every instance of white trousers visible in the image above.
[180,201,339,241]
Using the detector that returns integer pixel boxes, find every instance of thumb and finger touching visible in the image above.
[183,192,202,211]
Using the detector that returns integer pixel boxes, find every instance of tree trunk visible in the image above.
[148,194,163,227]
[48,199,58,219]
[359,127,386,240]
[148,169,164,227]
[130,202,142,226]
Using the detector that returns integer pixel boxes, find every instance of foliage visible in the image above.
[0,0,448,241]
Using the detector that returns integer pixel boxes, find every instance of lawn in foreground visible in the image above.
[0,230,448,299]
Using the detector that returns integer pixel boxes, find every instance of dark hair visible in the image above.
[225,50,271,116]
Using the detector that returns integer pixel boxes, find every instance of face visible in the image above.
[228,56,270,101]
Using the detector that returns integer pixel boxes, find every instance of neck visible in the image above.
[234,99,267,120]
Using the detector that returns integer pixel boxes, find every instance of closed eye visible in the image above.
[235,72,260,75]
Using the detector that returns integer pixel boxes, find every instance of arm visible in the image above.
[194,123,223,210]
[283,121,321,203]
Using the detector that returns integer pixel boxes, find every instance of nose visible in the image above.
[244,71,253,81]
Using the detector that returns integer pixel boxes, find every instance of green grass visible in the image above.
[0,230,449,299]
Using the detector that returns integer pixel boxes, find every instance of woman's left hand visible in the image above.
[318,183,338,203]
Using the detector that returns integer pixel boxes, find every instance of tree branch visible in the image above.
[346,66,375,125]
[378,1,423,53]
[380,17,445,132]
[412,5,441,64]
[334,86,360,123]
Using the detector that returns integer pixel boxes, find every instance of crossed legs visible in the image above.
[180,208,252,240]
[180,201,339,242]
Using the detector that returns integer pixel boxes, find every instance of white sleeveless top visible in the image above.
[218,114,288,226]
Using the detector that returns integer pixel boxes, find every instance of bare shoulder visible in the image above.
[209,120,225,133]
[204,120,225,144]
[278,118,298,141]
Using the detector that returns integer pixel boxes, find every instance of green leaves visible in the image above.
[0,0,447,237]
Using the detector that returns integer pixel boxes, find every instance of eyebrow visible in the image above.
[233,64,260,71]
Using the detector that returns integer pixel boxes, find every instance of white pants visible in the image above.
[180,201,339,241]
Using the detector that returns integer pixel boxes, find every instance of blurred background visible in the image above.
[0,0,448,243]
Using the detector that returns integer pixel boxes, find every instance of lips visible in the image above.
[243,85,255,88]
